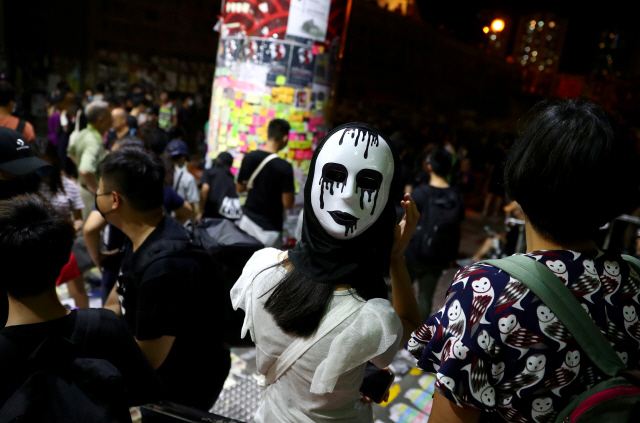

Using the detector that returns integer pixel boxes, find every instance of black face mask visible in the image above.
[0,174,41,201]
[94,193,112,220]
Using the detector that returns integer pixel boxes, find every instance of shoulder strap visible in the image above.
[622,254,640,275]
[15,119,26,136]
[482,255,625,377]
[70,309,102,356]
[173,170,185,191]
[74,109,81,132]
[265,297,366,385]
[247,153,278,190]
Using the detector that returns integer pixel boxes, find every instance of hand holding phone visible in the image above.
[359,362,395,404]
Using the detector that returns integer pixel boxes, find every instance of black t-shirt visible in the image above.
[0,309,161,407]
[117,216,229,409]
[237,150,294,231]
[200,167,241,220]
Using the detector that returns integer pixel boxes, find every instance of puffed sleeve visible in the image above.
[310,298,402,394]
[230,248,279,341]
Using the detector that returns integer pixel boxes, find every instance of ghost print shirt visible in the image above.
[406,250,640,423]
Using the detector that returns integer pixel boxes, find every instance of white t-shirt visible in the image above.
[38,176,84,218]
[173,166,200,205]
[231,248,402,423]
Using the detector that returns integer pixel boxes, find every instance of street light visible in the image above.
[491,19,505,32]
[483,26,490,34]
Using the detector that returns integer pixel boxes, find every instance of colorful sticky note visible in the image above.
[267,109,276,119]
[248,142,258,152]
[246,93,261,104]
[276,75,286,85]
[287,150,296,159]
[235,99,242,108]
[227,138,239,147]
[235,92,243,100]
[312,44,320,55]
[306,132,313,141]
[239,133,247,142]
[239,144,248,153]
[259,116,267,126]
[248,126,257,135]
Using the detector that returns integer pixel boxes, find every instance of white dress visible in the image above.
[230,248,402,423]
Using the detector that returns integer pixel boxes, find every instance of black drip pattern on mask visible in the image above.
[356,186,379,216]
[344,220,357,237]
[338,128,380,159]
[318,177,345,209]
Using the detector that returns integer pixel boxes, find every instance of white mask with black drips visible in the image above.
[311,127,395,239]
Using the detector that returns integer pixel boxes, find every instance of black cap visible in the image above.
[0,127,51,176]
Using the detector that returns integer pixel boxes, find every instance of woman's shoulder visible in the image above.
[355,297,402,333]
[246,248,283,269]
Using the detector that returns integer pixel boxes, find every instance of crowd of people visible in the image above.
[2,73,640,423]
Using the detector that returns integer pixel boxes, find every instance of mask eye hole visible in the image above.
[356,169,382,190]
[322,162,348,183]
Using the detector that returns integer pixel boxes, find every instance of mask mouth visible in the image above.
[328,210,358,225]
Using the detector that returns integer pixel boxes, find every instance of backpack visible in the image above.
[407,185,463,264]
[127,219,262,348]
[0,309,131,423]
[483,255,640,423]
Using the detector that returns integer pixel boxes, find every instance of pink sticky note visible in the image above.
[249,126,257,135]
[289,131,297,139]
[239,144,248,153]
[295,149,304,160]
[305,149,314,159]
[312,45,320,55]
[235,99,242,108]
[253,116,259,125]
[258,116,267,125]
[230,167,238,176]
[239,133,247,142]
[267,109,276,119]
[298,134,306,141]
[308,124,317,133]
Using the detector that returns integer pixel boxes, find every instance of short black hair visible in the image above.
[143,127,169,157]
[427,146,453,178]
[268,119,291,141]
[99,148,164,211]
[0,82,16,107]
[504,99,638,244]
[0,195,75,297]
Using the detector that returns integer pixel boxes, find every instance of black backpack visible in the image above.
[407,185,463,265]
[0,309,131,423]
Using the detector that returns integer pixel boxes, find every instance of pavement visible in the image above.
[209,209,498,423]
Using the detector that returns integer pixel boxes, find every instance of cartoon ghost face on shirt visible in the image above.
[311,127,394,239]
[604,260,620,276]
[472,277,492,293]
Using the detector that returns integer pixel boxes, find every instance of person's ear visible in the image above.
[112,191,123,211]
[283,135,289,143]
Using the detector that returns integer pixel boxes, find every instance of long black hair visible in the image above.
[262,258,371,338]
[41,140,65,195]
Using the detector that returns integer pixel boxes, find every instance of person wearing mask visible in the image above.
[0,195,161,414]
[407,100,640,423]
[101,148,229,419]
[199,152,241,221]
[231,123,421,422]
[0,82,35,142]
[166,139,199,219]
[236,119,295,248]
[68,101,111,219]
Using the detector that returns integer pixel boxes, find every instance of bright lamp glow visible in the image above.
[491,19,505,32]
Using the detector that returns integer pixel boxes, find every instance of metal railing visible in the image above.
[142,402,246,423]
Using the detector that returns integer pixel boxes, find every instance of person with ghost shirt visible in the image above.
[231,123,421,422]
[406,100,640,423]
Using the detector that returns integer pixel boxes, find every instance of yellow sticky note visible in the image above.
[248,142,258,151]
[235,92,243,100]
[276,75,286,85]
[232,158,242,168]
[287,150,296,159]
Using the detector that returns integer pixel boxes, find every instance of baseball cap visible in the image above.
[165,139,189,157]
[0,127,51,176]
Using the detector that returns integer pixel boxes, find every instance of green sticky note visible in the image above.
[276,75,286,85]
[306,132,313,141]
[276,103,284,112]
[231,125,238,137]
[263,95,272,104]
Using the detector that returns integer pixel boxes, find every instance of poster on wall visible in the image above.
[286,0,332,41]
[288,46,316,88]
[262,40,292,86]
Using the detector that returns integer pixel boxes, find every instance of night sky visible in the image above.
[415,2,637,75]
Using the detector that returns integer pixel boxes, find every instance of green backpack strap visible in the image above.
[482,255,625,378]
[622,254,640,276]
